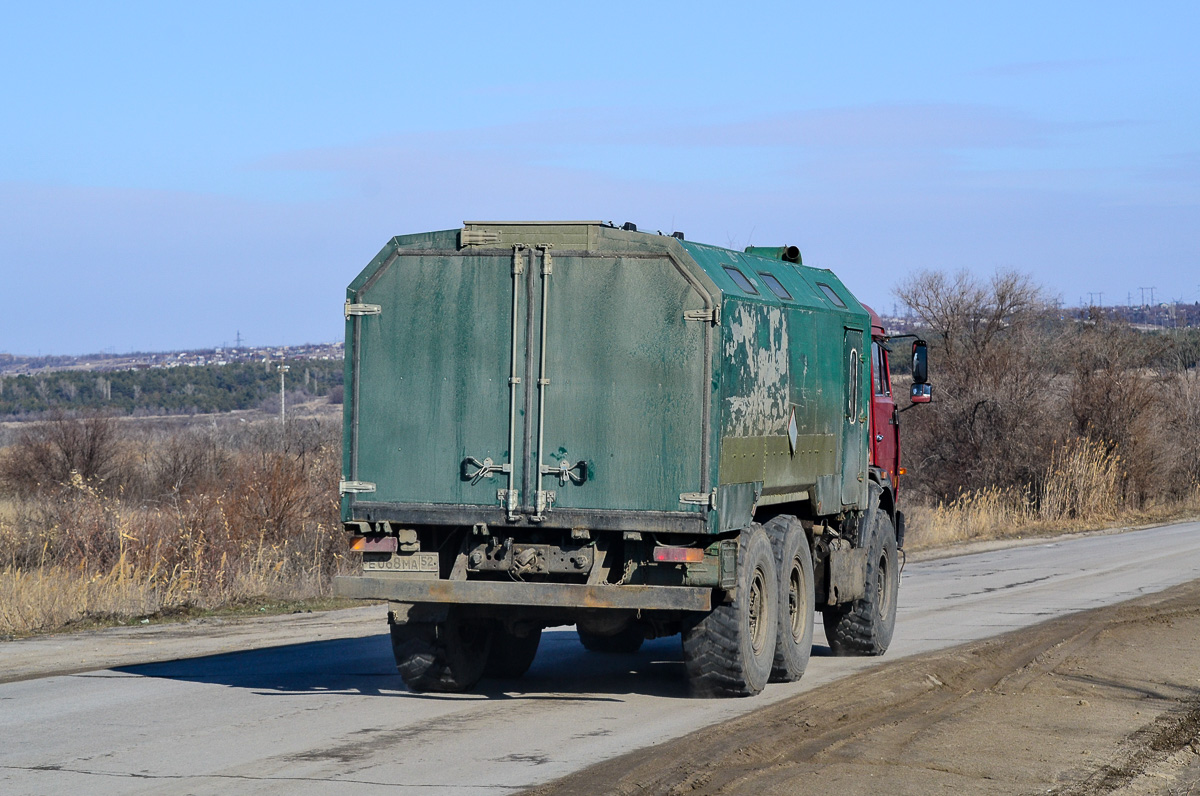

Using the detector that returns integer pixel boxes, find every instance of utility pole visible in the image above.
[1139,286,1150,307]
[278,364,290,429]
[235,330,243,348]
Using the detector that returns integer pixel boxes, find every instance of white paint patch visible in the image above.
[724,303,789,437]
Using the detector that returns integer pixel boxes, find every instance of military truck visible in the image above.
[333,221,930,697]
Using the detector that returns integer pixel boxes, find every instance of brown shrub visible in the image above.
[895,269,1057,502]
[896,269,1200,517]
[0,414,348,634]
[0,410,126,493]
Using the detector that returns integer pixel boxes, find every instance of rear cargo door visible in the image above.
[529,251,708,515]
[349,248,524,507]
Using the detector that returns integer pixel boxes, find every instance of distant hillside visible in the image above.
[0,342,342,377]
[0,359,343,417]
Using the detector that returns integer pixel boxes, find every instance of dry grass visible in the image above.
[905,436,1200,550]
[0,414,349,636]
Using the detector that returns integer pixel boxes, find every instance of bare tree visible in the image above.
[895,269,1057,501]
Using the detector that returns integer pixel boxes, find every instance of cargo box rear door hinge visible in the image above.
[339,480,376,494]
[683,307,720,324]
[680,490,716,509]
[345,299,382,318]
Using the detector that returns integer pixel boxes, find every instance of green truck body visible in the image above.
[334,221,922,697]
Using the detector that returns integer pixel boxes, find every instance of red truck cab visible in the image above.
[866,307,900,498]
[862,306,931,548]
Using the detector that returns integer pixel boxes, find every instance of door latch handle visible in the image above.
[543,459,588,485]
[875,434,884,442]
[462,456,510,484]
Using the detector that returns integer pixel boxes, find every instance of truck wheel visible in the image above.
[391,609,492,692]
[682,524,778,697]
[577,624,645,654]
[484,626,542,679]
[824,508,898,656]
[764,516,815,682]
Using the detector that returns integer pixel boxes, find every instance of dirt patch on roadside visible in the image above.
[528,579,1200,796]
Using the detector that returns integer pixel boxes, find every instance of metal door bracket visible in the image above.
[683,307,720,324]
[339,480,377,494]
[345,300,382,318]
[497,489,520,520]
[461,228,502,246]
[530,490,556,522]
[680,490,716,509]
[537,244,554,274]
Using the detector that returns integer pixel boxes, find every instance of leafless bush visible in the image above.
[0,414,347,634]
[897,268,1200,537]
[0,410,126,494]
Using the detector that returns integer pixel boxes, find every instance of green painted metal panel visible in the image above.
[536,253,707,512]
[350,245,521,506]
[684,238,871,515]
[343,224,875,529]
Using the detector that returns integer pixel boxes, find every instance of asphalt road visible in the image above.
[3,521,1200,795]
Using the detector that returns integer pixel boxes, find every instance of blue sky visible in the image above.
[2,1,1198,354]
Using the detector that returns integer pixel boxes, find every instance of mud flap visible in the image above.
[826,541,868,605]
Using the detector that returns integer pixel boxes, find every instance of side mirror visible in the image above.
[911,340,928,385]
[910,340,931,403]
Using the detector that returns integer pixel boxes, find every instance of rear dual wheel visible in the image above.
[682,525,778,697]
[391,609,542,692]
[484,626,542,679]
[764,516,815,682]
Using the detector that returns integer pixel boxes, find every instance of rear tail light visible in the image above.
[653,546,706,563]
[349,536,398,553]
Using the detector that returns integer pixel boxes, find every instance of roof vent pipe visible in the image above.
[743,245,804,266]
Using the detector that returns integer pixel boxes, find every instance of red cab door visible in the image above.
[869,339,899,492]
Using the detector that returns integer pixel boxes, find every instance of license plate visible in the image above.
[363,553,439,573]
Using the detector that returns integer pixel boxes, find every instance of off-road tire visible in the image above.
[391,609,492,692]
[484,626,542,679]
[823,507,899,656]
[764,515,815,682]
[682,524,779,697]
[577,624,645,654]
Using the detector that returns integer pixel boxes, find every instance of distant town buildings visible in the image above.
[0,342,344,377]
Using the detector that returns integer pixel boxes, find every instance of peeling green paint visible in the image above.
[343,223,874,528]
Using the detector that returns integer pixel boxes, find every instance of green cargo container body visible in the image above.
[341,222,870,534]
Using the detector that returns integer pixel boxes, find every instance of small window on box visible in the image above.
[759,273,792,300]
[723,266,758,295]
[817,282,846,307]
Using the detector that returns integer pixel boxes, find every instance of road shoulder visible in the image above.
[526,578,1200,796]
[0,604,386,684]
